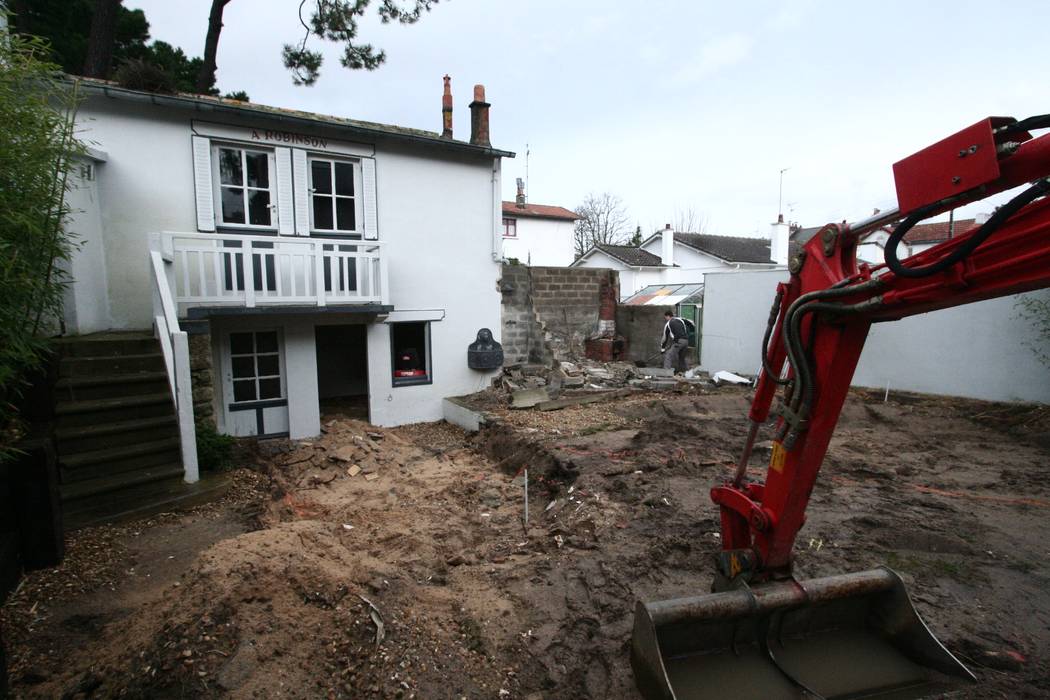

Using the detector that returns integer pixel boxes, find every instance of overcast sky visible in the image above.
[128,0,1048,237]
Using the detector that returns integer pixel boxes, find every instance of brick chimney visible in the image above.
[469,84,490,148]
[441,75,453,139]
[515,177,526,208]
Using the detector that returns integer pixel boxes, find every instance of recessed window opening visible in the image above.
[310,157,360,234]
[216,146,274,228]
[391,322,431,387]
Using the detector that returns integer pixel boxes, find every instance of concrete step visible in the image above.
[55,371,171,402]
[59,353,166,377]
[55,332,158,358]
[62,472,230,531]
[60,462,185,502]
[59,436,181,481]
[55,414,179,454]
[54,392,174,427]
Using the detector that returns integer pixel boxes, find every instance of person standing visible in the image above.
[660,310,689,373]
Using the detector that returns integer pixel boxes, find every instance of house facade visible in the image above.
[572,226,779,297]
[62,79,512,483]
[500,197,578,266]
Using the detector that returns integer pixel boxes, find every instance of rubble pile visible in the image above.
[497,359,723,411]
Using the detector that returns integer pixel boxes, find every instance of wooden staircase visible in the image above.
[53,332,225,529]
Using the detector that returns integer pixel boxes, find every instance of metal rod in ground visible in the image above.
[524,468,529,525]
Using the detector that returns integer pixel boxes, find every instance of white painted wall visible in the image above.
[72,96,502,430]
[62,156,113,334]
[701,268,1050,403]
[502,216,575,266]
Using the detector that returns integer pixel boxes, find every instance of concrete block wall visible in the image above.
[615,306,668,364]
[499,265,619,365]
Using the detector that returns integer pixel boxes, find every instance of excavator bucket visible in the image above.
[631,567,975,700]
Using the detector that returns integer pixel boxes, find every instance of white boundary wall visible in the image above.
[700,268,1050,404]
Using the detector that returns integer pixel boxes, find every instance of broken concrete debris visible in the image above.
[499,358,736,410]
[711,370,751,386]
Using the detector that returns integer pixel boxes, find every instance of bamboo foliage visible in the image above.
[0,30,84,459]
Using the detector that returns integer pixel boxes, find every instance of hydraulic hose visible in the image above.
[885,178,1050,279]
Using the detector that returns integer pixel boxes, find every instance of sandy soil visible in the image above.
[2,387,1048,699]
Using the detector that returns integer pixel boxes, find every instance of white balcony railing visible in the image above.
[159,231,389,310]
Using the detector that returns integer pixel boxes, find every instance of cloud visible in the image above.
[672,33,754,84]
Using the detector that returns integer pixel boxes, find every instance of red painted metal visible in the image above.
[714,116,1050,581]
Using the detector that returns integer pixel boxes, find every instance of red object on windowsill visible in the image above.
[393,369,427,378]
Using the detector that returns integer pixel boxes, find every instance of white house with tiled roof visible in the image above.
[572,226,779,297]
[500,184,578,265]
[56,76,511,515]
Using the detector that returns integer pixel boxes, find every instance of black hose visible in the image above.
[885,179,1050,279]
[761,289,790,386]
[997,114,1050,136]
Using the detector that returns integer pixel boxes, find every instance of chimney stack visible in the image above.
[770,217,790,266]
[469,84,490,148]
[515,177,526,208]
[661,224,674,267]
[441,75,453,139]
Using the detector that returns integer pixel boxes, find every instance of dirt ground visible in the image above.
[2,385,1049,699]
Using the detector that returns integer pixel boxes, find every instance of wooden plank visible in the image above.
[535,388,635,412]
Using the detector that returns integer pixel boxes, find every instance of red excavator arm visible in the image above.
[712,115,1050,584]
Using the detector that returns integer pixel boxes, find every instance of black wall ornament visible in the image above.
[467,328,503,370]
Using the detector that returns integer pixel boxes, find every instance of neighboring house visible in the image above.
[500,191,578,266]
[60,77,513,491]
[572,225,779,297]
[791,217,981,266]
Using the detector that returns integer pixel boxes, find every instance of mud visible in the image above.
[2,389,1049,698]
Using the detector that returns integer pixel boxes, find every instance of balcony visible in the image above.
[153,231,390,315]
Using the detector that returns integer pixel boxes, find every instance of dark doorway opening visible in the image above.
[315,324,369,421]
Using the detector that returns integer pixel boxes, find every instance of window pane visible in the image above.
[221,187,246,224]
[255,332,278,353]
[336,197,356,231]
[218,148,243,185]
[313,196,333,230]
[311,160,332,194]
[334,162,354,196]
[258,377,281,400]
[232,356,255,378]
[248,190,272,226]
[256,354,280,377]
[245,152,269,188]
[233,379,256,402]
[230,332,254,355]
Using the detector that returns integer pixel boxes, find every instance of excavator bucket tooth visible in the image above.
[631,567,975,700]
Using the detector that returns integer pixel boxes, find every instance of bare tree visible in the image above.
[196,0,232,93]
[574,192,631,258]
[671,206,708,234]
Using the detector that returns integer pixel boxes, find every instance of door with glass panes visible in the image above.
[221,329,290,437]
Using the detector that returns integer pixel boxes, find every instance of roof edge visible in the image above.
[74,79,516,159]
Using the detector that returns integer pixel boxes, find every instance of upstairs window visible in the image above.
[214,146,275,229]
[502,217,517,238]
[310,157,361,235]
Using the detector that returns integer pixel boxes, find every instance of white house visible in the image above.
[572,225,780,297]
[500,192,578,266]
[60,77,513,490]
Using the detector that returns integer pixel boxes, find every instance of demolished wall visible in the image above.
[499,265,619,365]
[615,306,667,364]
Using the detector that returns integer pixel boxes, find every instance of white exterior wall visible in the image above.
[502,216,575,266]
[71,96,503,431]
[701,269,1050,404]
[62,156,113,334]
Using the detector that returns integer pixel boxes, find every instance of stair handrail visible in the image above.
[149,238,199,484]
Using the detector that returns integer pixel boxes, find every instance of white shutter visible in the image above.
[192,136,215,232]
[292,149,311,236]
[274,147,295,235]
[362,157,378,240]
